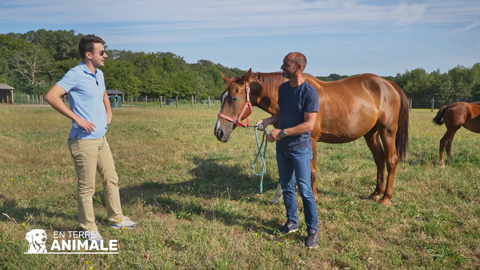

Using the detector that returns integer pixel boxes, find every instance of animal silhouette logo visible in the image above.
[25,229,48,253]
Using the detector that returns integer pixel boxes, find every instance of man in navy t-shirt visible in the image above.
[256,52,319,248]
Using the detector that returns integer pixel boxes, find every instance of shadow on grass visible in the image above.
[120,156,278,200]
[0,195,109,231]
[117,156,281,233]
[0,156,279,232]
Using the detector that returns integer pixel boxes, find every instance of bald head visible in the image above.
[287,52,307,71]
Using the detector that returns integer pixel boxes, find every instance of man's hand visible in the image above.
[75,118,96,133]
[255,119,266,130]
[267,129,282,142]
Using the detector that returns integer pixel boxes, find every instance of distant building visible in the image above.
[106,90,124,108]
[106,90,125,103]
[0,84,14,104]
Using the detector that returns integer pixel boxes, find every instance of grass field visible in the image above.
[1,105,479,269]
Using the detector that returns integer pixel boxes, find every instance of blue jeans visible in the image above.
[276,146,318,232]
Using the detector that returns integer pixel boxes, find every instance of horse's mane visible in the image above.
[251,72,284,92]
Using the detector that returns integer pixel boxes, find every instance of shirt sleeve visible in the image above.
[303,86,319,112]
[56,69,78,93]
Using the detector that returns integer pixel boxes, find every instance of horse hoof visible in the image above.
[379,199,390,207]
[369,193,381,202]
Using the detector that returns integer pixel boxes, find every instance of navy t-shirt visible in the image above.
[276,81,319,151]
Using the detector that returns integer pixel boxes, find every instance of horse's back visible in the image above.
[305,73,403,143]
[438,102,480,132]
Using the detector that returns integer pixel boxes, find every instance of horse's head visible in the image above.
[214,69,253,142]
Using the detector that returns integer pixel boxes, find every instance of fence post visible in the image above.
[160,96,163,108]
[175,96,178,108]
[431,98,434,112]
[145,95,147,107]
[130,96,133,107]
[208,96,211,108]
[191,96,194,108]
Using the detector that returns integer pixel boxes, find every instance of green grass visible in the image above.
[1,106,480,269]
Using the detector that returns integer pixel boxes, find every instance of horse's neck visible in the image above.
[250,74,285,115]
[249,73,323,116]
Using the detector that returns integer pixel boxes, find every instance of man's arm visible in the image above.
[267,112,317,142]
[103,91,112,124]
[256,113,280,130]
[44,84,96,133]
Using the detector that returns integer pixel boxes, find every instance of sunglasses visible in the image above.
[98,50,106,56]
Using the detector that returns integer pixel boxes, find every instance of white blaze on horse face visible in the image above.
[216,91,229,130]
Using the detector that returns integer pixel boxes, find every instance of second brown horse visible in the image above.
[433,101,480,166]
[214,69,409,206]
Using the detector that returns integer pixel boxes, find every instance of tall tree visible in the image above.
[9,44,54,90]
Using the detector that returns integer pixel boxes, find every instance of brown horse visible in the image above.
[433,101,480,167]
[214,69,409,206]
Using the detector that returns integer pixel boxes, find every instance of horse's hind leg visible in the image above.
[364,129,386,202]
[446,131,457,165]
[439,129,458,166]
[439,132,447,167]
[378,127,400,206]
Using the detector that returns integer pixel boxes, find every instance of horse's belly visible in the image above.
[463,118,480,133]
[317,133,362,143]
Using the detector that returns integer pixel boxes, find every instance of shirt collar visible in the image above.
[79,61,97,76]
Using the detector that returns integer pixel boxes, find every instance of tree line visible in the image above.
[0,30,244,100]
[1,29,479,108]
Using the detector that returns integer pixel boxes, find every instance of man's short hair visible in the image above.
[79,35,104,59]
[289,52,307,71]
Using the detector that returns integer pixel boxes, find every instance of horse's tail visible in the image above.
[390,81,409,161]
[433,105,448,125]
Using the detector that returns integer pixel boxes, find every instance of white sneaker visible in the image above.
[111,216,137,229]
[84,231,104,243]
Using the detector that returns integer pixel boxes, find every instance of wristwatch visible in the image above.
[279,129,287,138]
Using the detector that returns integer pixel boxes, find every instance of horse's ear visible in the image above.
[243,68,252,84]
[220,72,229,84]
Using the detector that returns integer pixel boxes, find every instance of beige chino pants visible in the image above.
[68,135,123,231]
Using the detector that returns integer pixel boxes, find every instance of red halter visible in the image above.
[218,83,253,128]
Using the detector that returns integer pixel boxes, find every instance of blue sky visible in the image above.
[1,0,479,76]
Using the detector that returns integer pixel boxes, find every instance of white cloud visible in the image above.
[1,0,428,27]
[461,21,480,31]
[392,2,426,25]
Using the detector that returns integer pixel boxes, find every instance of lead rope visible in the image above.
[252,124,268,193]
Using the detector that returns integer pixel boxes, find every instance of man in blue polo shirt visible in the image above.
[45,35,136,242]
[256,52,319,248]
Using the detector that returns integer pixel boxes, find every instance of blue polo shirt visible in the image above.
[56,62,108,140]
[276,81,319,151]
